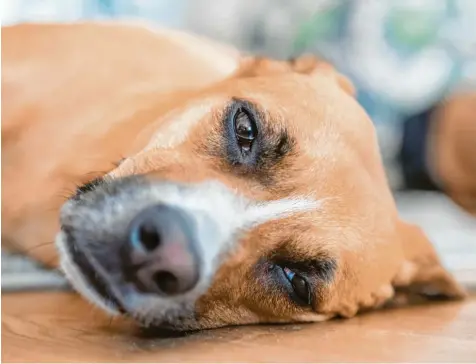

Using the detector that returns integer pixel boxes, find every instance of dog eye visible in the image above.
[234,108,257,152]
[283,267,311,305]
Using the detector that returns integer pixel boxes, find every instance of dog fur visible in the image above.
[1,22,467,330]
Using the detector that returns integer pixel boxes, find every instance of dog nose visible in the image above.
[122,204,200,296]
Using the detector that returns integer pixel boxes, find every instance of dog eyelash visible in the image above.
[73,177,106,199]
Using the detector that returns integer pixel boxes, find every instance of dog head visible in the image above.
[57,56,465,330]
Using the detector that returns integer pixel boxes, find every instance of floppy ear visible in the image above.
[290,54,356,97]
[233,54,356,97]
[392,221,467,300]
[232,56,291,78]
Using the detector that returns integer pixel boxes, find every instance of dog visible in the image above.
[1,22,468,331]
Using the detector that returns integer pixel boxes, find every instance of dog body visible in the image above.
[1,22,465,330]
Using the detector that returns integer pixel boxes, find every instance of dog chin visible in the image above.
[56,231,121,315]
[56,230,200,329]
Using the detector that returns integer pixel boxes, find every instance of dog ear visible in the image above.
[392,221,467,300]
[289,54,356,97]
[232,56,291,78]
[233,54,356,97]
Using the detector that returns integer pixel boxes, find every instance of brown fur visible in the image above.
[1,22,466,329]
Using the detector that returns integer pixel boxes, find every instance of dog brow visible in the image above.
[143,99,222,151]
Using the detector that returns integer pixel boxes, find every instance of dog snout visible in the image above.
[122,204,200,296]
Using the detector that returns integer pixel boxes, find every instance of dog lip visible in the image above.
[64,234,126,314]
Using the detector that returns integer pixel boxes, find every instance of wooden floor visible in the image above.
[2,291,476,362]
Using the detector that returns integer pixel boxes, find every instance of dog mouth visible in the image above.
[62,233,199,331]
[65,236,126,314]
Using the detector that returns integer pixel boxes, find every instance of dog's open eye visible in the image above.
[223,100,266,169]
[234,108,257,153]
[283,266,311,305]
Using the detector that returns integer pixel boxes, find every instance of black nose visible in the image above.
[122,204,200,296]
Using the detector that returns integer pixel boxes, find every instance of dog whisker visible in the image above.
[21,241,54,254]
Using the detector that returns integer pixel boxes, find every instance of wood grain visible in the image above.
[2,292,476,362]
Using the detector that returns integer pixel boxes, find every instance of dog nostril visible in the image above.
[153,271,179,295]
[135,222,161,252]
[126,204,200,296]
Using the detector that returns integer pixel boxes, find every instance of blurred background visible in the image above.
[1,0,475,288]
[2,0,476,121]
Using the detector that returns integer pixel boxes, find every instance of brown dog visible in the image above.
[1,22,467,330]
